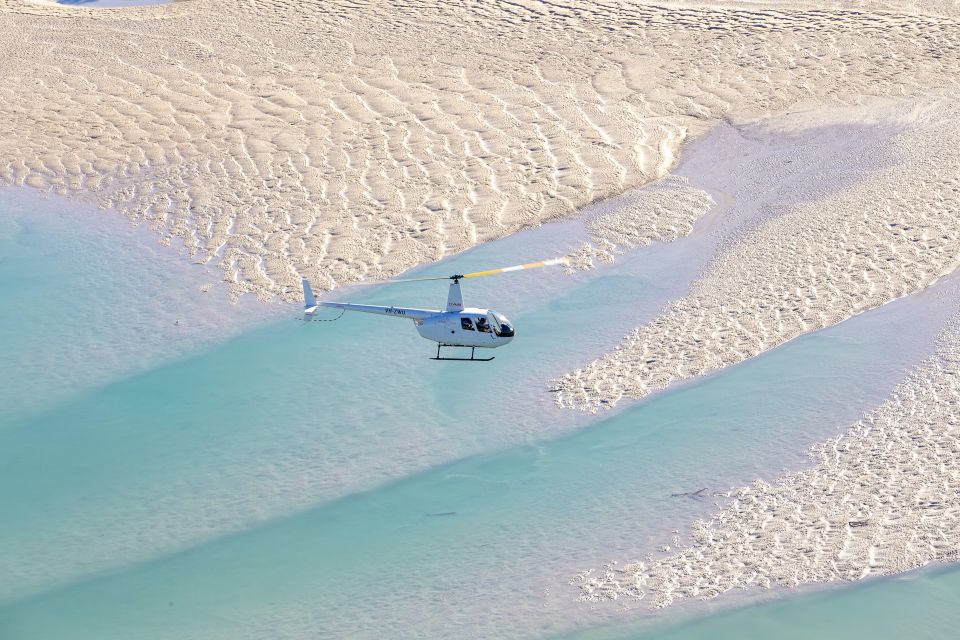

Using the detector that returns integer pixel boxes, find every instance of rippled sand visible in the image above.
[554,99,960,410]
[575,310,960,607]
[564,94,960,610]
[2,0,957,301]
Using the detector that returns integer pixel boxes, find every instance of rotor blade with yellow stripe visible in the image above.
[343,256,570,286]
[460,256,570,279]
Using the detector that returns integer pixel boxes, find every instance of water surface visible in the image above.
[1,118,953,638]
[2,259,957,638]
[0,189,271,424]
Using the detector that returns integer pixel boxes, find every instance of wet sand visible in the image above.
[555,100,960,411]
[566,97,960,611]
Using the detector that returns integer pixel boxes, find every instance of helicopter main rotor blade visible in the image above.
[346,275,453,286]
[460,256,570,279]
[341,256,570,286]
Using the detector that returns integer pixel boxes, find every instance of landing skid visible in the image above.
[430,344,495,362]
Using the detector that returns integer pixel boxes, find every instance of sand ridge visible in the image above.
[568,175,714,270]
[2,1,958,300]
[587,176,714,250]
[553,99,960,411]
[574,312,960,607]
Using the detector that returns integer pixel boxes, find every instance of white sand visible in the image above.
[2,0,958,301]
[569,176,714,270]
[554,99,960,411]
[563,95,960,610]
[575,314,960,607]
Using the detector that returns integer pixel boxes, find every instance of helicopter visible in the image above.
[302,257,569,361]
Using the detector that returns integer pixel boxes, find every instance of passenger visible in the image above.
[476,317,492,333]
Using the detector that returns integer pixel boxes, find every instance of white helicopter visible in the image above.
[302,256,569,361]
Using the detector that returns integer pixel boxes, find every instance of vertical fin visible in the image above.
[302,278,318,318]
[446,279,463,311]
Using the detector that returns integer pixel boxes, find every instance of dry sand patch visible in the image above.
[2,0,957,301]
[554,100,960,411]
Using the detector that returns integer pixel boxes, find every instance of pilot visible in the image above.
[476,317,492,333]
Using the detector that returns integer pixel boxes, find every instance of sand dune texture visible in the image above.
[554,100,960,410]
[574,318,960,607]
[1,0,958,300]
[585,178,711,249]
[569,175,713,270]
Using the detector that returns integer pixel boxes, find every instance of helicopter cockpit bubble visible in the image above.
[489,311,515,337]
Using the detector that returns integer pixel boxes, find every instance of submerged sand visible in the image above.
[2,0,958,301]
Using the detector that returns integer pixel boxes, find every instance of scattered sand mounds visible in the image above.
[588,176,714,250]
[569,176,713,270]
[1,1,958,300]
[574,318,960,607]
[553,101,960,411]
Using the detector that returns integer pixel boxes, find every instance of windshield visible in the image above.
[490,312,514,337]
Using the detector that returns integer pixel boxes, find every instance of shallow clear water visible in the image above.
[2,116,957,640]
[2,184,959,637]
[0,189,271,424]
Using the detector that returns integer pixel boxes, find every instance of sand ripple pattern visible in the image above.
[586,178,712,249]
[554,102,960,411]
[1,1,958,299]
[575,318,960,607]
[569,176,713,269]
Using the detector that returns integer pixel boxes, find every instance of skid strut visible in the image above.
[430,344,494,362]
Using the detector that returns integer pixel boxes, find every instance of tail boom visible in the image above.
[317,301,438,320]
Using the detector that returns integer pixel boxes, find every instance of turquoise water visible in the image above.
[3,186,960,637]
[0,190,270,424]
[0,194,708,607]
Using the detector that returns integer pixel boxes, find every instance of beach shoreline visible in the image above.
[3,0,960,636]
[3,0,957,301]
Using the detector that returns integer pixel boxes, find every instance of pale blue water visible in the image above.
[2,183,960,638]
[0,190,271,424]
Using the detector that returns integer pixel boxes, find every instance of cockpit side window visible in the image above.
[475,316,492,333]
[461,317,475,331]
